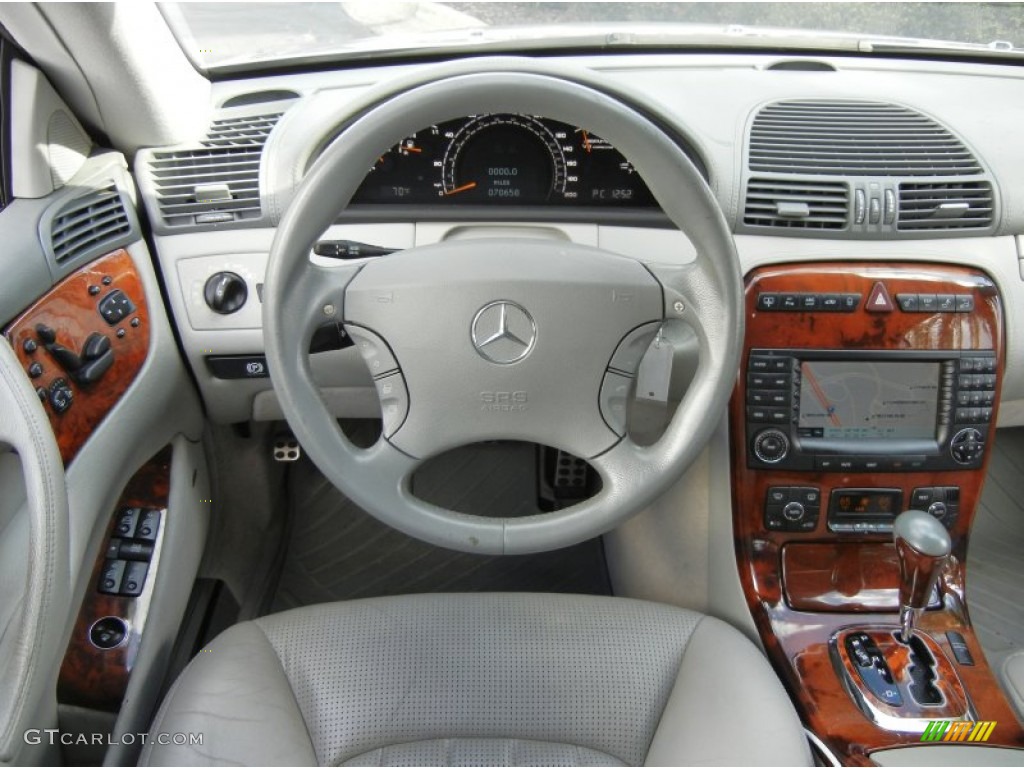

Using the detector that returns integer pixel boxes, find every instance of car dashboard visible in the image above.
[3,38,1024,766]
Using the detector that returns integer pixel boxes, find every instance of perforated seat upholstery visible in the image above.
[141,593,811,767]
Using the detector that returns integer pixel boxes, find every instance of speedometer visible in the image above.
[347,114,658,209]
[439,114,576,204]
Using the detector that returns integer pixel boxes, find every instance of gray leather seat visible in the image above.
[142,593,811,766]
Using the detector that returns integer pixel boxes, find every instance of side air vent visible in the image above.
[50,185,132,264]
[149,111,283,227]
[743,179,849,230]
[749,100,983,176]
[897,181,994,231]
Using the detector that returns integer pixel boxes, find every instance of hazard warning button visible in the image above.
[865,282,894,313]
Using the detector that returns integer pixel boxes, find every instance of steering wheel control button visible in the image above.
[97,559,127,595]
[608,322,660,376]
[98,289,137,325]
[204,271,249,314]
[753,429,789,464]
[345,326,398,377]
[373,372,409,437]
[89,617,128,650]
[471,300,537,365]
[599,372,632,436]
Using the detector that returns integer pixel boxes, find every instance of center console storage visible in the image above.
[730,262,1024,762]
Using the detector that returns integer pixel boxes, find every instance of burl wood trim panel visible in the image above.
[730,263,1024,763]
[2,249,149,465]
[783,543,909,612]
[57,448,171,712]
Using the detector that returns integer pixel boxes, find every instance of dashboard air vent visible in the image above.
[897,181,994,231]
[50,185,131,264]
[749,100,982,176]
[149,111,283,227]
[743,179,848,230]
[202,112,283,147]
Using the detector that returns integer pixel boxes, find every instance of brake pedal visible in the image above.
[272,434,301,462]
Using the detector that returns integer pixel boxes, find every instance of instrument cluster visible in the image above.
[350,113,657,208]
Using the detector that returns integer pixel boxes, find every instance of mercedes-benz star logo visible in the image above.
[471,301,537,365]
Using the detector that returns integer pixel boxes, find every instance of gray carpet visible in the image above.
[968,427,1024,697]
[270,432,610,612]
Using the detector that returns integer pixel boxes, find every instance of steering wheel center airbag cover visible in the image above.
[343,239,663,458]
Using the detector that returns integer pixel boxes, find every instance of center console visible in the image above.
[730,263,1024,764]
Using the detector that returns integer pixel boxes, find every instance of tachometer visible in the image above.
[439,114,577,204]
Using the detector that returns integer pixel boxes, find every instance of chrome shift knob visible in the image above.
[893,509,951,642]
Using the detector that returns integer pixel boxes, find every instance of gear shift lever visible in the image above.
[893,510,951,642]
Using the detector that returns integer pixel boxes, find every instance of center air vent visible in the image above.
[749,100,982,176]
[898,181,994,231]
[148,111,283,227]
[49,185,134,265]
[743,179,848,230]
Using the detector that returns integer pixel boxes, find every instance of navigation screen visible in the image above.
[798,361,940,440]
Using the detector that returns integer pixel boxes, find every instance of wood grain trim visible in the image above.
[2,249,150,465]
[783,543,912,613]
[57,447,171,712]
[730,263,1024,763]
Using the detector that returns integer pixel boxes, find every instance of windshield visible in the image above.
[162,2,1024,71]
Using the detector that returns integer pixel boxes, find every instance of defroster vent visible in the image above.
[749,100,982,177]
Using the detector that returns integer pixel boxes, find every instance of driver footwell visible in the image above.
[268,427,611,612]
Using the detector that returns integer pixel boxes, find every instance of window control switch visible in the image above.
[135,509,161,542]
[120,561,149,597]
[114,507,140,538]
[98,559,127,595]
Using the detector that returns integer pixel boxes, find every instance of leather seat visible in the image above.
[142,593,811,766]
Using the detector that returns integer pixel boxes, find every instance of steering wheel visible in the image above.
[0,337,68,762]
[264,62,742,555]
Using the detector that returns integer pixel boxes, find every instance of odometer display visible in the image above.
[350,113,656,208]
